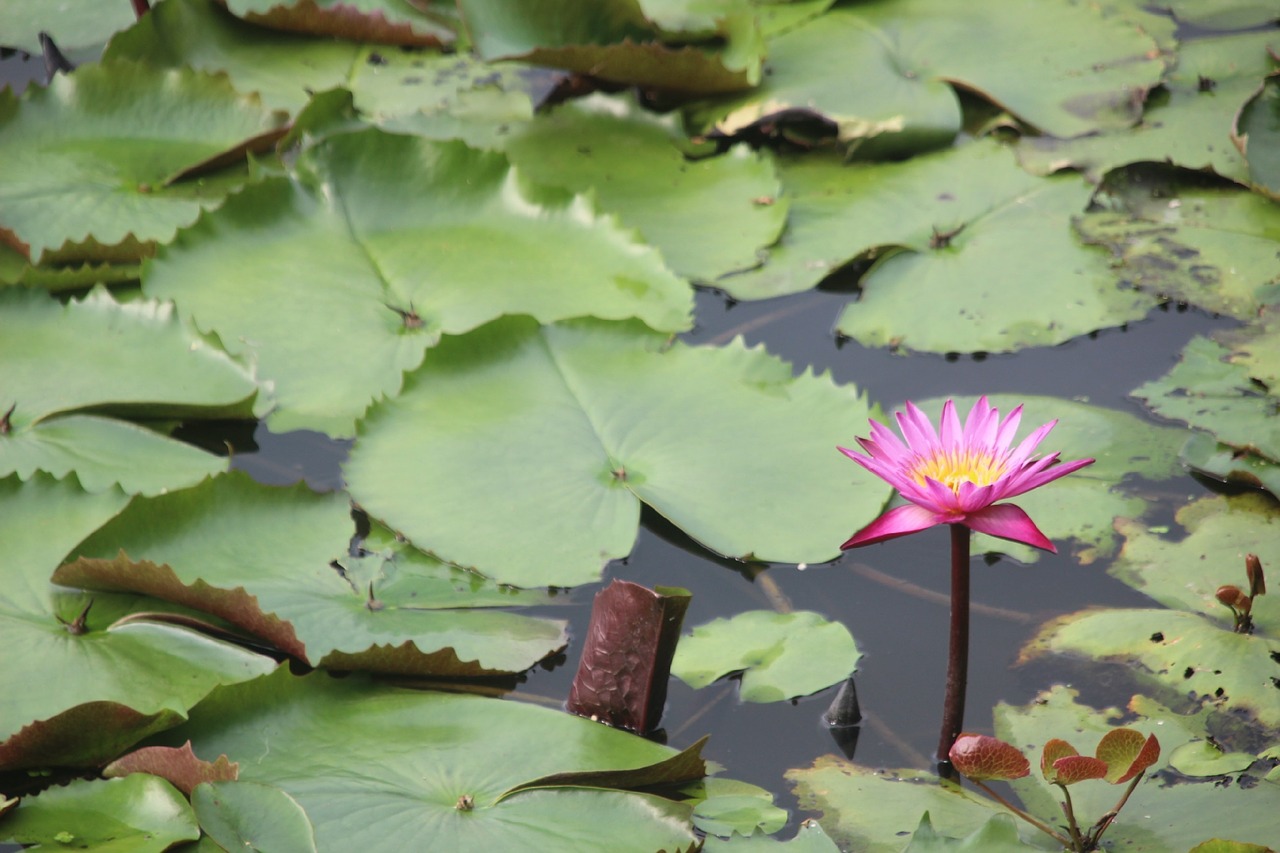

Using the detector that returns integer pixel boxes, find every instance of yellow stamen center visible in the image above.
[910,449,1006,493]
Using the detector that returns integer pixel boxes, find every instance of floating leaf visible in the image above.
[1168,741,1258,778]
[1188,841,1279,853]
[671,610,859,703]
[0,0,137,55]
[104,741,239,795]
[947,734,1029,781]
[0,287,255,495]
[158,668,703,852]
[223,0,454,46]
[0,61,287,263]
[1132,337,1280,462]
[145,129,693,437]
[689,0,1162,146]
[703,820,841,851]
[57,472,568,676]
[344,316,891,587]
[0,776,199,852]
[503,93,787,282]
[1108,494,1280,636]
[1235,71,1280,198]
[459,0,763,94]
[1077,183,1280,320]
[0,474,277,770]
[902,812,1031,853]
[688,778,788,839]
[1017,30,1276,183]
[1180,432,1280,501]
[191,780,318,853]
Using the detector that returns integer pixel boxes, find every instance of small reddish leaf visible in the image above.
[103,740,239,795]
[1040,738,1078,783]
[1216,585,1249,609]
[948,733,1030,781]
[1246,553,1266,597]
[1051,754,1109,785]
[1100,729,1160,784]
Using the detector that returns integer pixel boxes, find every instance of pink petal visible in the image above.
[898,401,939,452]
[922,476,962,514]
[1004,420,1056,470]
[994,404,1023,452]
[962,396,996,448]
[963,503,1057,552]
[841,504,948,549]
[999,456,1095,500]
[868,420,910,460]
[940,399,964,448]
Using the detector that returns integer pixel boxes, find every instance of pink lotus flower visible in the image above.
[840,397,1093,552]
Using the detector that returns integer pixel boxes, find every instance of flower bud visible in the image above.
[1246,554,1266,598]
[1216,585,1248,609]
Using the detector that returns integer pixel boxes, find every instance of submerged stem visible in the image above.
[936,523,971,782]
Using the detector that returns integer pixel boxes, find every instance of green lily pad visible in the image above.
[0,473,278,771]
[1077,183,1280,321]
[145,128,693,438]
[503,93,786,282]
[0,775,200,852]
[688,777,789,838]
[702,820,841,851]
[191,781,318,853]
[459,0,763,94]
[344,316,892,587]
[1168,740,1258,777]
[1236,71,1280,199]
[1188,841,1279,853]
[1016,30,1277,183]
[56,472,568,676]
[0,60,288,263]
[689,0,1162,147]
[1108,493,1280,635]
[1023,608,1280,729]
[671,610,859,703]
[0,287,256,495]
[837,174,1155,354]
[1181,432,1280,500]
[902,813,1033,853]
[0,0,137,55]
[1220,315,1280,389]
[1157,0,1280,31]
[158,668,703,852]
[1132,336,1280,462]
[223,0,454,46]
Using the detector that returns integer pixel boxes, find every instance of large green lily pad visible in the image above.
[0,0,137,55]
[1236,71,1280,199]
[1016,30,1277,183]
[0,474,277,770]
[56,472,568,676]
[671,610,860,702]
[156,668,704,852]
[1180,432,1280,501]
[1108,493,1280,635]
[0,287,255,495]
[503,93,786,283]
[0,60,287,263]
[223,0,454,46]
[1132,336,1280,462]
[1077,183,1280,321]
[689,0,1163,147]
[144,128,693,438]
[191,780,318,853]
[459,0,763,94]
[344,316,892,587]
[0,775,200,852]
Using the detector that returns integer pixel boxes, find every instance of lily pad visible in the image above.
[0,473,278,770]
[689,0,1163,147]
[1236,71,1280,199]
[1108,493,1280,635]
[1168,740,1258,777]
[344,316,892,587]
[671,610,860,703]
[0,0,137,55]
[56,472,569,676]
[503,93,787,282]
[1180,432,1280,500]
[1077,183,1280,320]
[0,287,256,495]
[702,820,841,851]
[1132,336,1280,462]
[1017,30,1277,183]
[157,668,704,852]
[144,128,693,437]
[0,60,288,263]
[191,780,318,853]
[104,741,239,795]
[223,0,454,46]
[688,777,789,838]
[0,775,199,852]
[459,0,763,94]
[902,813,1033,853]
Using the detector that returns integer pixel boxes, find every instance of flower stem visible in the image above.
[936,523,971,781]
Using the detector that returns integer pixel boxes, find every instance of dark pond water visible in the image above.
[224,286,1233,832]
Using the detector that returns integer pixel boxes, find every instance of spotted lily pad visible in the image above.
[671,610,860,703]
[56,472,569,676]
[344,316,891,587]
[0,61,288,263]
[223,0,454,46]
[144,129,693,437]
[156,668,704,852]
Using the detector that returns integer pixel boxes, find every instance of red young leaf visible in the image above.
[103,740,238,795]
[1098,729,1160,784]
[1051,754,1109,785]
[1040,738,1078,783]
[1246,553,1266,597]
[948,733,1030,781]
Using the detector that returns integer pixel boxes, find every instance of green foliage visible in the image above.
[0,776,200,851]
